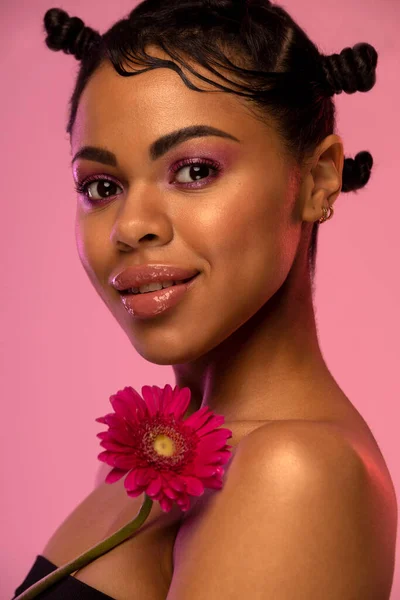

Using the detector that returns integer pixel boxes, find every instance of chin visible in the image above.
[127,338,204,366]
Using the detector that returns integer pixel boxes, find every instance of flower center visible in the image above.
[153,433,175,457]
[139,416,198,469]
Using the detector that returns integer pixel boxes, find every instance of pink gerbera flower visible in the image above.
[13,385,233,599]
[95,384,233,513]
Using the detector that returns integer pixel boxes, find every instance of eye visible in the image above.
[74,175,122,203]
[74,157,222,206]
[171,158,222,187]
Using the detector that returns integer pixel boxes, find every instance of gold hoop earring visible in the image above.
[318,204,334,223]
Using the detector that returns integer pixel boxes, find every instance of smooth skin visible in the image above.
[71,45,397,598]
[72,47,344,421]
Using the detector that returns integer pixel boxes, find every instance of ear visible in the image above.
[300,134,344,223]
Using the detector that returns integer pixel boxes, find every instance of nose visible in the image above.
[110,189,173,251]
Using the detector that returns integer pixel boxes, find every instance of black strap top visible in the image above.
[12,555,115,599]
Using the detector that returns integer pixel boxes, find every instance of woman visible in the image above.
[13,0,397,598]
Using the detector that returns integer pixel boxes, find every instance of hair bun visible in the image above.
[43,8,101,61]
[342,150,374,193]
[321,42,378,96]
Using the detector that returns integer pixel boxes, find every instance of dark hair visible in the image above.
[43,0,378,280]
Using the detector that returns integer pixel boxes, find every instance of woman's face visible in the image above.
[71,49,304,365]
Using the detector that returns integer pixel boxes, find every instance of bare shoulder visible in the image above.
[170,419,398,600]
[241,418,398,507]
[237,419,397,543]
[41,475,125,566]
[225,418,387,509]
[237,418,365,467]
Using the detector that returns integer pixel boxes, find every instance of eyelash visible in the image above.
[74,157,222,205]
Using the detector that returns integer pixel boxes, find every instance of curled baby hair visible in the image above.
[43,1,378,280]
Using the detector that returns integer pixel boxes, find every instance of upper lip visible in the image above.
[111,264,200,291]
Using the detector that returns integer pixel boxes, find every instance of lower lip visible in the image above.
[120,274,200,319]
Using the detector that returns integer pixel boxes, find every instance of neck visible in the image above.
[173,266,336,424]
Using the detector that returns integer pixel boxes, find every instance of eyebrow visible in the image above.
[71,125,240,166]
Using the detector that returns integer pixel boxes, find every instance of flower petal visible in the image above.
[99,439,131,452]
[197,429,233,450]
[112,454,138,469]
[163,486,179,500]
[141,385,160,417]
[103,426,135,446]
[204,477,224,490]
[95,413,122,428]
[173,387,191,420]
[192,463,219,478]
[159,495,174,512]
[152,385,167,412]
[169,477,185,492]
[176,496,191,512]
[124,468,153,494]
[194,448,233,466]
[105,468,127,484]
[126,488,144,498]
[135,468,154,487]
[159,384,173,414]
[183,476,205,496]
[183,406,213,430]
[196,414,226,436]
[146,474,162,497]
[97,450,113,463]
[166,386,191,420]
[109,388,148,423]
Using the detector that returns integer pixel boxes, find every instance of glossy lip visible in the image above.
[120,272,200,319]
[111,264,201,291]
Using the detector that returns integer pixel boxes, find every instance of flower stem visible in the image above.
[14,494,153,600]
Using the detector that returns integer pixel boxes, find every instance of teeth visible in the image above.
[127,280,179,294]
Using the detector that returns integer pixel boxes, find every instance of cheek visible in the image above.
[186,176,300,344]
[195,178,294,285]
[74,215,109,290]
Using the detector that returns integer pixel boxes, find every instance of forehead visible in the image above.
[72,45,279,150]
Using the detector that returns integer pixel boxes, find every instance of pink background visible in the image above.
[2,0,399,597]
